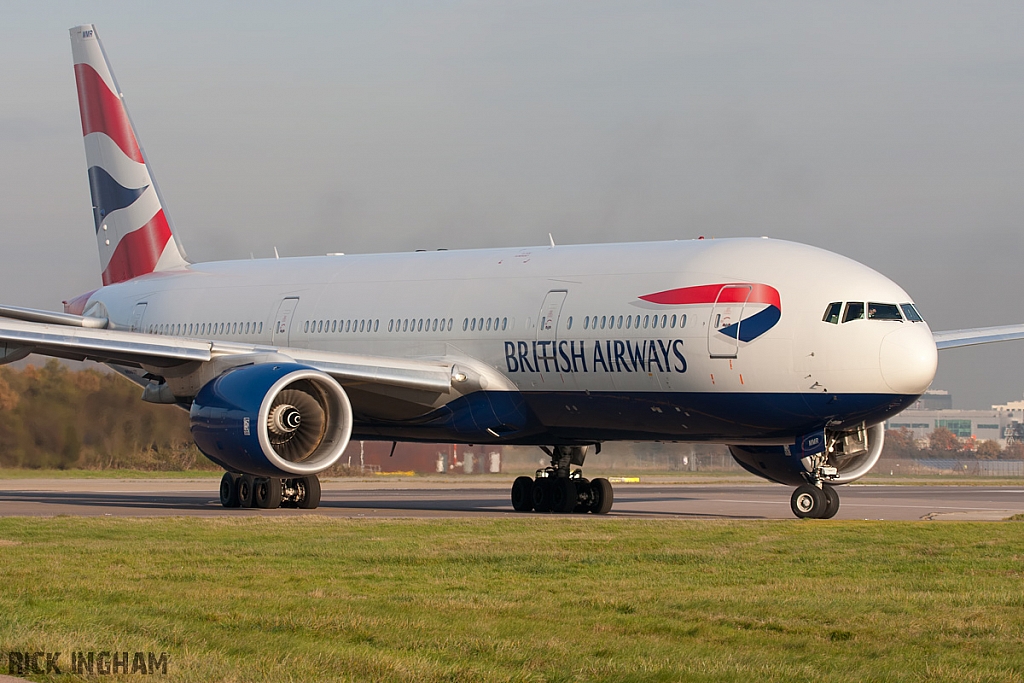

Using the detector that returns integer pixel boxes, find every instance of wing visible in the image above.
[0,307,509,416]
[933,324,1024,350]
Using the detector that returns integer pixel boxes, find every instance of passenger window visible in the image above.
[843,302,864,323]
[634,315,640,329]
[822,302,842,324]
[868,303,903,321]
[617,315,623,329]
[901,303,923,322]
[670,314,677,328]
[680,314,687,329]
[644,315,650,329]
[625,316,631,329]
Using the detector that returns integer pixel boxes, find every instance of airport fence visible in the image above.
[878,459,1024,477]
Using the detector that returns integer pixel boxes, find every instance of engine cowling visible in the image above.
[190,363,353,477]
[729,423,885,486]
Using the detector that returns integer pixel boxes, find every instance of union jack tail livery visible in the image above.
[70,24,188,286]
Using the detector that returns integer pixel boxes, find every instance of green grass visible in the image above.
[1,518,1023,682]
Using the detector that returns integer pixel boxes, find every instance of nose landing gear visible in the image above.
[510,445,613,514]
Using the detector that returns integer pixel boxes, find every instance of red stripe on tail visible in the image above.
[73,63,144,164]
[101,210,173,285]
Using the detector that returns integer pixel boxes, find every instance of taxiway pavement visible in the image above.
[0,478,1021,520]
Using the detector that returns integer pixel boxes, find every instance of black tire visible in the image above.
[821,485,840,519]
[532,478,552,512]
[219,473,240,508]
[255,477,283,509]
[511,476,535,512]
[297,475,321,509]
[550,478,577,514]
[589,478,614,514]
[791,484,827,519]
[237,474,255,508]
[573,478,590,513]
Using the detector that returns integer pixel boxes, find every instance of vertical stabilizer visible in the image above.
[70,24,188,285]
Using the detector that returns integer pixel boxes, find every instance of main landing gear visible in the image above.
[219,472,322,510]
[510,446,613,514]
[790,483,839,519]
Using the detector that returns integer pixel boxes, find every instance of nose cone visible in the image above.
[879,325,938,394]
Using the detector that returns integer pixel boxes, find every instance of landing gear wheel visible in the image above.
[219,473,240,508]
[296,475,321,509]
[573,478,590,513]
[511,476,535,512]
[550,479,577,514]
[821,485,840,519]
[237,474,255,508]
[589,478,614,514]
[255,477,282,509]
[532,478,552,513]
[791,484,827,519]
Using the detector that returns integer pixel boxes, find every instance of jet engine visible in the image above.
[728,422,885,486]
[190,363,353,478]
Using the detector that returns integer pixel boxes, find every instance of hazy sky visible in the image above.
[2,1,1023,408]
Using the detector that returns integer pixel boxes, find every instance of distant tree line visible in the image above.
[883,426,1023,460]
[0,360,216,470]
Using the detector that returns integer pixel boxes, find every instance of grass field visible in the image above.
[1,517,1023,682]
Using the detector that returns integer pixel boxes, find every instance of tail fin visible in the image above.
[70,25,188,286]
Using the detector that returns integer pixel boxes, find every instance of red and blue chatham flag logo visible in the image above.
[640,283,782,342]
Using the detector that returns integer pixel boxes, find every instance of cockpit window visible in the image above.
[822,302,842,324]
[901,303,923,322]
[842,302,864,323]
[867,303,903,321]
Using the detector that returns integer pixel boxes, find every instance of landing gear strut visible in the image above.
[510,446,613,514]
[219,472,321,510]
[790,483,839,519]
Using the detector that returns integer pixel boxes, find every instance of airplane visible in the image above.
[2,24,1021,518]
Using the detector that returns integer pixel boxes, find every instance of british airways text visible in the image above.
[504,339,686,374]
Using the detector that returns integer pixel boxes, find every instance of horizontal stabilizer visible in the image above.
[0,304,108,329]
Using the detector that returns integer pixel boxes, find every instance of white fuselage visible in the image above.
[76,237,938,445]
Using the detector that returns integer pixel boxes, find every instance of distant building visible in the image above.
[887,390,1024,445]
[886,409,1005,444]
[908,389,953,411]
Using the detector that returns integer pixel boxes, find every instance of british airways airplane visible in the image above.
[2,25,1020,518]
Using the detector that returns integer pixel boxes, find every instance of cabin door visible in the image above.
[273,297,300,346]
[536,290,567,371]
[128,303,147,332]
[707,285,751,359]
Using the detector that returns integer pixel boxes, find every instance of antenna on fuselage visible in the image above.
[548,233,556,247]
